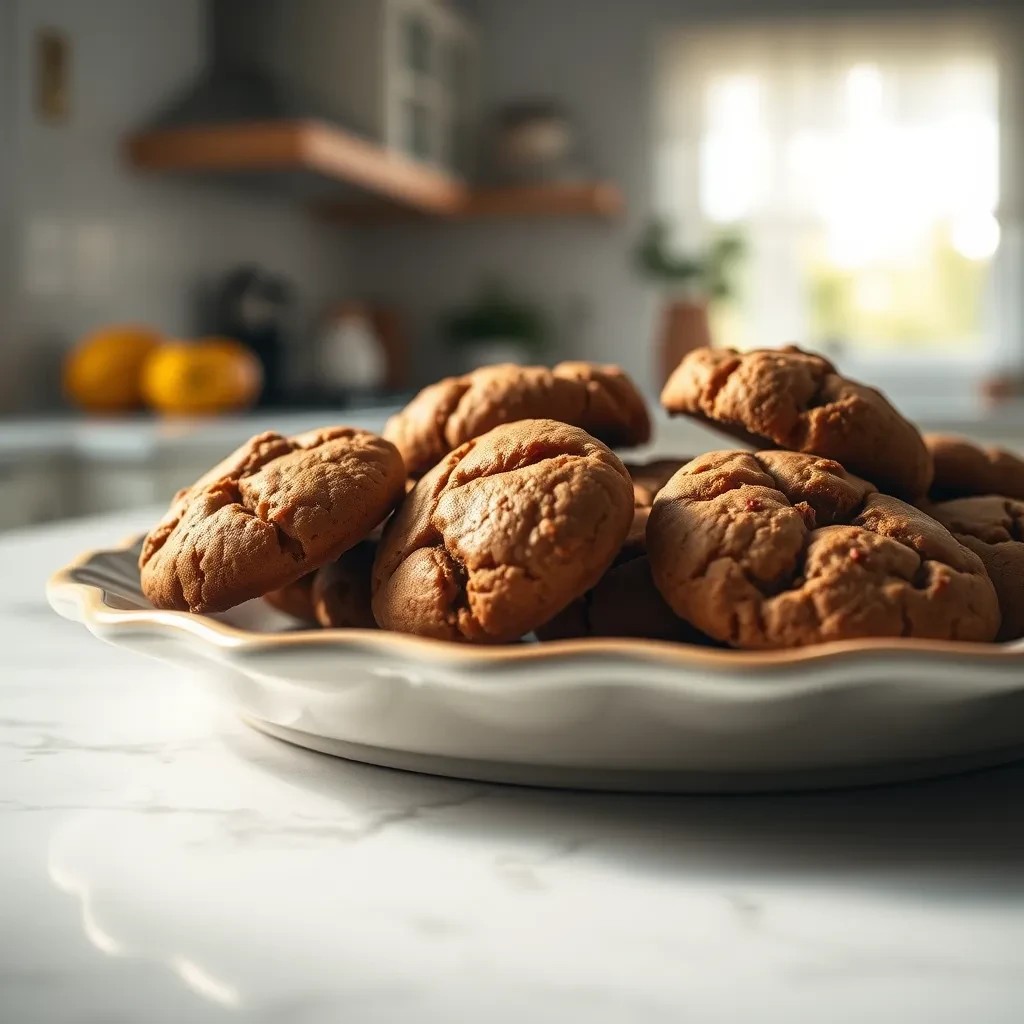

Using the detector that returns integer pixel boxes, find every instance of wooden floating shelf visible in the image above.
[459,182,624,220]
[126,119,465,215]
[318,182,625,224]
[126,120,623,224]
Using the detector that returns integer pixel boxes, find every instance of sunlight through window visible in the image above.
[657,15,1006,362]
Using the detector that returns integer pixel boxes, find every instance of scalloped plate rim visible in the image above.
[48,534,1024,675]
[45,536,1024,790]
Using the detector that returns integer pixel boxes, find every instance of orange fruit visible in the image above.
[141,337,263,416]
[63,324,163,412]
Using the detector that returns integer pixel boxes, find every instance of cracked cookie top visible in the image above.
[923,495,1024,641]
[140,428,405,613]
[924,434,1024,501]
[647,450,999,649]
[372,419,635,642]
[384,361,651,477]
[660,346,932,499]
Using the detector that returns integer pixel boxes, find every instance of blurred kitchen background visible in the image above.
[1,0,1022,530]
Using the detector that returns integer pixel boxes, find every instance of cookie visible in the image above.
[140,428,405,613]
[312,539,378,630]
[264,574,316,624]
[924,434,1024,501]
[536,506,713,644]
[372,419,635,642]
[647,450,999,649]
[624,458,691,507]
[384,361,651,476]
[923,496,1024,641]
[660,346,932,499]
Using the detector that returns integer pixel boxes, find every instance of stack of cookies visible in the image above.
[139,349,1024,650]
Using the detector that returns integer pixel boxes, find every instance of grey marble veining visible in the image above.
[2,511,1024,1023]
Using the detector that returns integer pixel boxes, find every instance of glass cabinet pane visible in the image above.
[403,13,431,76]
[403,99,432,161]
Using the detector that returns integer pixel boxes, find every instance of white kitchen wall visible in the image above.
[350,0,1019,392]
[1,0,351,412]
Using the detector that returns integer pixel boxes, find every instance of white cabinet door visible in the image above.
[153,456,224,504]
[71,451,259,518]
[74,463,165,517]
[0,460,69,530]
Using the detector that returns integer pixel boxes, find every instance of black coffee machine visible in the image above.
[211,265,293,406]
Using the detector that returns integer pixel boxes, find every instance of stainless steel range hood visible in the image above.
[145,0,365,131]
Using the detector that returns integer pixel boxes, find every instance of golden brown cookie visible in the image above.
[384,362,651,476]
[372,419,635,642]
[536,506,714,644]
[140,428,405,613]
[661,346,932,499]
[647,450,999,649]
[312,539,378,630]
[923,495,1024,641]
[924,434,1024,501]
[264,574,317,624]
[624,458,692,507]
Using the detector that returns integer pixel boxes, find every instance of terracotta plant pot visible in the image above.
[657,298,712,386]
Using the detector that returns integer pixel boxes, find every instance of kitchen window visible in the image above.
[655,13,1023,380]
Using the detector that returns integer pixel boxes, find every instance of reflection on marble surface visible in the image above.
[4,512,1024,1023]
[34,711,1024,1022]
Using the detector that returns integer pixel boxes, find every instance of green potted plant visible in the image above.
[633,219,745,384]
[441,281,549,371]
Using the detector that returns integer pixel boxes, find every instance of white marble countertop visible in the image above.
[4,511,1024,1023]
[0,408,399,465]
[0,393,1023,466]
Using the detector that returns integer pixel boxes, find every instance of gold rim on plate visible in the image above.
[49,533,1024,672]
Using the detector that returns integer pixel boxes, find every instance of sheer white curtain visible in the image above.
[655,11,1023,375]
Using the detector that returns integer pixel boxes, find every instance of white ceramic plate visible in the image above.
[49,536,1024,791]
